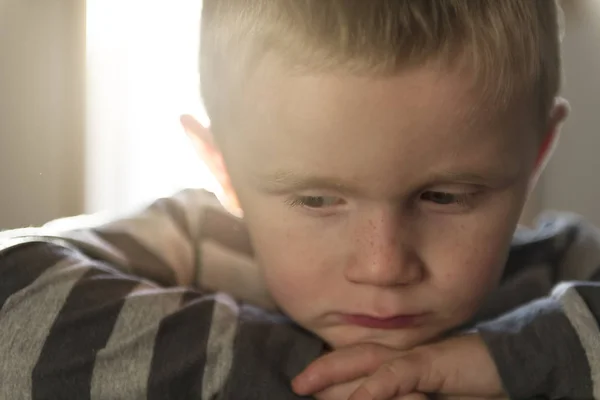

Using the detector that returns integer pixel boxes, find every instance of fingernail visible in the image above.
[291,374,313,395]
[291,378,306,395]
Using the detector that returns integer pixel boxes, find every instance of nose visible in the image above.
[344,208,424,287]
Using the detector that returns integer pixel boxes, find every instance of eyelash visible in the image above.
[419,191,477,207]
[285,196,341,208]
[286,191,478,210]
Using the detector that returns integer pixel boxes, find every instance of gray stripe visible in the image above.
[94,230,177,287]
[0,259,90,399]
[202,208,254,256]
[478,297,593,399]
[202,293,239,399]
[97,207,194,285]
[151,197,193,241]
[219,305,323,399]
[59,230,133,274]
[472,264,553,324]
[90,285,185,400]
[557,224,600,281]
[554,284,600,399]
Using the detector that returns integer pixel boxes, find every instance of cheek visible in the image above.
[425,213,515,318]
[442,248,506,306]
[242,204,340,319]
[430,248,506,323]
[258,238,331,321]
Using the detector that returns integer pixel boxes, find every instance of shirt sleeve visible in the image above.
[0,239,323,399]
[477,214,600,399]
[2,188,276,310]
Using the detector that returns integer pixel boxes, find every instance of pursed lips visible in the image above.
[339,313,427,329]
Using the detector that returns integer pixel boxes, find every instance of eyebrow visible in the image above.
[426,171,496,184]
[256,170,363,195]
[427,167,523,186]
[256,167,519,195]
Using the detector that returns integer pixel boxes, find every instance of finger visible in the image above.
[348,356,425,400]
[293,344,398,395]
[314,378,363,400]
[439,397,510,400]
[394,393,430,400]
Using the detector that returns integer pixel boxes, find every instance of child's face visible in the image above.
[214,59,556,350]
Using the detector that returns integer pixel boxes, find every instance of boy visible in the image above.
[191,1,597,398]
[1,1,599,399]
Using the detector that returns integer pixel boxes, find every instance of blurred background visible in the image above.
[0,0,598,229]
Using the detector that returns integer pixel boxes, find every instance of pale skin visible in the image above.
[182,56,568,399]
[293,334,506,400]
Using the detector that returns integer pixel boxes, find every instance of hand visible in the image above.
[313,377,429,400]
[293,334,506,400]
[314,381,491,400]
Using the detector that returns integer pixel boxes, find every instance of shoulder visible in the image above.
[505,212,592,279]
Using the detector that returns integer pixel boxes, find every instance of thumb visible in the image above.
[293,344,400,395]
[424,334,503,397]
[346,335,503,400]
[347,347,438,400]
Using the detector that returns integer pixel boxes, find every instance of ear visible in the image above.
[530,98,570,184]
[180,114,242,215]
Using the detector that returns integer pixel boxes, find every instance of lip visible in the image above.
[341,313,425,329]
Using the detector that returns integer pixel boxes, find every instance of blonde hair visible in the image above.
[200,0,563,131]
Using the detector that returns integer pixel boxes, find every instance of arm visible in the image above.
[292,214,600,400]
[0,238,322,399]
[2,188,275,310]
[477,213,600,399]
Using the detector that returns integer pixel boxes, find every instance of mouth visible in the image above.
[340,313,425,330]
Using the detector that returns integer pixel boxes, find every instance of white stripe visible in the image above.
[200,240,276,311]
[59,230,132,272]
[170,189,221,239]
[100,207,194,285]
[0,259,90,399]
[91,285,184,400]
[202,292,240,398]
[555,284,600,399]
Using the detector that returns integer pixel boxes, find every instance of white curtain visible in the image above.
[85,0,218,214]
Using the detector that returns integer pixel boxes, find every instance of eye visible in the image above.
[286,195,344,209]
[420,191,472,206]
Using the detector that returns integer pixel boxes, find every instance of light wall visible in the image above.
[0,1,599,228]
[0,0,85,229]
[542,1,600,226]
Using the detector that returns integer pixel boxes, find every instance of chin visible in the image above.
[322,325,445,351]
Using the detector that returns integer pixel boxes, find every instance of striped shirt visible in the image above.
[1,189,600,399]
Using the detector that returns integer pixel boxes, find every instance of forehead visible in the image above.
[224,58,538,193]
